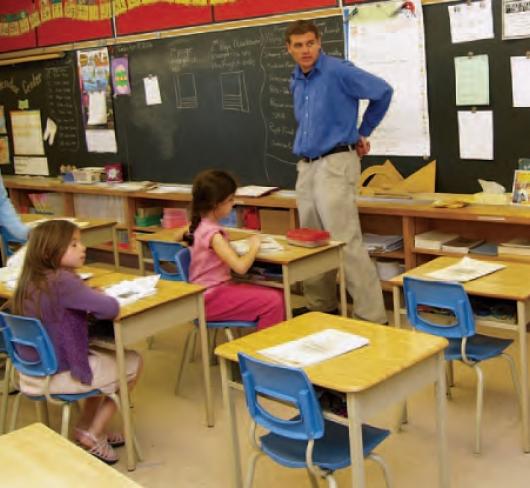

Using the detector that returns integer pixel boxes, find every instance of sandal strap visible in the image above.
[86,438,118,463]
[106,431,125,447]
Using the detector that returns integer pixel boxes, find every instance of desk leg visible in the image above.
[220,358,243,488]
[435,351,450,488]
[0,359,12,434]
[517,300,529,452]
[112,226,120,271]
[114,320,136,471]
[282,265,292,320]
[338,247,347,317]
[198,294,214,427]
[346,392,365,488]
[136,240,145,276]
[392,286,401,328]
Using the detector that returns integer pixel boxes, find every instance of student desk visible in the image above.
[389,256,530,452]
[17,214,120,269]
[136,229,347,319]
[0,423,141,487]
[87,271,209,471]
[215,312,449,488]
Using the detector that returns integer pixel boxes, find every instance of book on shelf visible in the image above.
[469,242,498,256]
[441,237,484,254]
[235,185,279,197]
[498,237,530,256]
[414,230,459,250]
[512,170,530,204]
[362,233,403,253]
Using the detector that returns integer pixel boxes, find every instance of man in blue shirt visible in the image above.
[286,20,393,324]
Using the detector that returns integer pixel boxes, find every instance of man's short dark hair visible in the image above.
[285,20,320,44]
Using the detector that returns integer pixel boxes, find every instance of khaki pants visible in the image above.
[295,150,386,324]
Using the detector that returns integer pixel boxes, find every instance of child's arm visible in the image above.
[211,233,261,275]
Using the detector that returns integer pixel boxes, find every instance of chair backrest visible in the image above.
[174,247,191,282]
[238,353,324,441]
[0,312,57,377]
[147,240,184,281]
[403,276,475,339]
[0,226,26,259]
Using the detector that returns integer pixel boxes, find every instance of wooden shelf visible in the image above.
[92,243,137,255]
[369,250,405,259]
[413,247,530,264]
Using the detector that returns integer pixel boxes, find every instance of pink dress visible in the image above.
[190,218,285,329]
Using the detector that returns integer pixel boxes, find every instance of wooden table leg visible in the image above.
[435,352,450,487]
[338,247,347,317]
[197,294,214,427]
[112,226,120,271]
[220,358,243,488]
[282,265,292,320]
[346,392,365,488]
[136,240,146,276]
[114,320,136,471]
[517,300,529,452]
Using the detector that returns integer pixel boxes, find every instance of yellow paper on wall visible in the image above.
[52,2,64,19]
[99,1,112,19]
[29,10,42,29]
[88,4,99,20]
[128,0,142,9]
[76,4,90,21]
[40,3,52,23]
[64,0,76,18]
[18,16,30,34]
[0,23,8,37]
[113,0,129,15]
[8,21,20,37]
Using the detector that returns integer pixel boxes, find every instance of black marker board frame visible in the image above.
[362,1,530,194]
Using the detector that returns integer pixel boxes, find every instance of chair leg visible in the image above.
[8,393,21,432]
[368,453,393,488]
[501,353,522,416]
[243,450,262,488]
[446,360,455,388]
[473,364,484,454]
[175,328,197,395]
[395,401,408,432]
[325,473,338,488]
[0,359,13,434]
[61,403,71,438]
[224,328,235,342]
[305,468,319,488]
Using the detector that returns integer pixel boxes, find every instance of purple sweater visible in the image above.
[22,269,119,385]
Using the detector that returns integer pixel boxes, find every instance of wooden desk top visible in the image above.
[20,214,117,230]
[215,312,447,393]
[0,423,141,488]
[88,271,204,320]
[389,256,530,301]
[0,266,113,300]
[136,228,344,264]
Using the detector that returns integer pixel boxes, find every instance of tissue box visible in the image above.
[72,167,105,184]
[473,193,509,205]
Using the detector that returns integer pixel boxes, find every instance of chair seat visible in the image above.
[26,389,104,402]
[260,419,389,470]
[206,320,257,329]
[445,334,513,362]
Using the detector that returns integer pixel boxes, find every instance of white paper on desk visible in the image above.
[104,275,160,306]
[502,0,530,39]
[259,329,370,367]
[85,129,117,153]
[426,257,505,283]
[144,76,162,105]
[448,0,494,43]
[511,57,530,107]
[458,111,493,160]
[455,55,489,106]
[230,236,283,256]
[147,185,192,194]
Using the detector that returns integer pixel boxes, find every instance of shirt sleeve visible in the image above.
[338,60,393,137]
[0,173,29,241]
[57,271,120,320]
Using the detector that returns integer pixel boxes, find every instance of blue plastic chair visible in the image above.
[173,247,258,394]
[0,312,141,458]
[238,353,391,488]
[403,277,521,454]
[147,240,184,281]
[0,226,26,264]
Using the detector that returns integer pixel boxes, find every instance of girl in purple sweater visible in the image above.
[12,220,142,464]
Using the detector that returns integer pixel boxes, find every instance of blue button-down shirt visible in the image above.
[289,53,393,158]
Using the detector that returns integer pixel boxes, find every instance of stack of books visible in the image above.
[414,230,458,250]
[441,237,484,254]
[362,233,403,253]
[498,238,530,256]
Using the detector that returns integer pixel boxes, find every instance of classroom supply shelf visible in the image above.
[6,176,530,280]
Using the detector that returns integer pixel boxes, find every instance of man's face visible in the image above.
[286,32,321,73]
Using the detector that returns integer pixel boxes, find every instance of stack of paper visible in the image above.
[259,329,370,367]
[362,233,403,253]
[498,238,530,257]
[426,257,505,282]
[230,236,284,256]
[104,275,160,306]
[235,186,279,197]
[441,237,484,254]
[415,230,459,250]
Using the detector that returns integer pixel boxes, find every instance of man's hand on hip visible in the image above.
[355,136,371,157]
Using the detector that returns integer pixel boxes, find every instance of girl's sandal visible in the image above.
[106,431,125,448]
[75,428,119,464]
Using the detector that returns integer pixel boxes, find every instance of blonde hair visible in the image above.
[12,220,78,316]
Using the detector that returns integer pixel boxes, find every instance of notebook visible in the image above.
[441,237,484,254]
[469,242,498,256]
